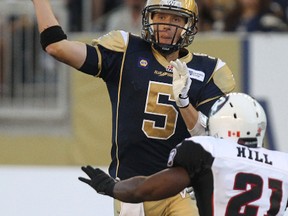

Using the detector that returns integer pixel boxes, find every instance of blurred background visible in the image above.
[0,0,288,215]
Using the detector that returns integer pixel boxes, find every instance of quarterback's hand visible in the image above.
[78,166,116,197]
[171,59,191,108]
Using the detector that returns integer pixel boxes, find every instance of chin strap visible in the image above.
[153,43,180,55]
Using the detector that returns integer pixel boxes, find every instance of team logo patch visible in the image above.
[188,68,205,82]
[160,0,182,7]
[166,64,174,73]
[138,58,149,69]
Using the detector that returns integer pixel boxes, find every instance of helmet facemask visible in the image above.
[141,4,198,55]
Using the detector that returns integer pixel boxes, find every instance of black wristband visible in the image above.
[40,25,67,51]
[179,94,188,99]
[179,104,189,109]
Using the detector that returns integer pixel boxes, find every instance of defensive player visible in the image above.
[31,0,235,215]
[79,92,288,215]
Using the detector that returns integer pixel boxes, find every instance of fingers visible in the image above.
[80,166,107,181]
[78,177,91,185]
[175,59,184,72]
[177,61,187,76]
[79,166,95,185]
[171,60,181,81]
[170,60,177,68]
[182,62,187,74]
[170,59,188,77]
[81,165,95,178]
[170,59,182,70]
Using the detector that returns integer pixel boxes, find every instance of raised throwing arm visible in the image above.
[31,0,87,69]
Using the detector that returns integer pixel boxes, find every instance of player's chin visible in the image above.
[158,38,175,45]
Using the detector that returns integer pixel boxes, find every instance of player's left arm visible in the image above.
[171,59,206,136]
[79,166,190,203]
[179,105,207,136]
[171,58,235,136]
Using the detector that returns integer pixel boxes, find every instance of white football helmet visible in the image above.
[141,0,198,54]
[207,92,267,147]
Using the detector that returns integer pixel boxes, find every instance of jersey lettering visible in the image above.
[237,147,273,165]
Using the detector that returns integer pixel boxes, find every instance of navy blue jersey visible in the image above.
[83,31,235,179]
[169,136,288,216]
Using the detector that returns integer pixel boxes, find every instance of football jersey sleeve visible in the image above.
[78,31,129,78]
[92,30,128,51]
[212,58,235,94]
[187,54,235,116]
[168,140,214,179]
[91,30,129,81]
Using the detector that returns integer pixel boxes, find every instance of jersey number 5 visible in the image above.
[225,172,283,216]
[142,81,178,139]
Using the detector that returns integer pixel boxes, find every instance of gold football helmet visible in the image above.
[141,0,198,54]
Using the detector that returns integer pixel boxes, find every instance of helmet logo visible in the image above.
[256,122,266,136]
[209,96,228,116]
[228,130,240,137]
[160,0,182,7]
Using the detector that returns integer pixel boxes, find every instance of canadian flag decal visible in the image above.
[228,131,240,137]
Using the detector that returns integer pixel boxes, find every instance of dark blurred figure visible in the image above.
[67,0,83,31]
[0,32,3,95]
[224,0,288,32]
[197,0,233,32]
[67,0,123,32]
[197,0,215,32]
[105,0,147,34]
[0,15,41,98]
[271,0,288,23]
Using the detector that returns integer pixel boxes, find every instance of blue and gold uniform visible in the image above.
[32,0,234,214]
[81,30,235,215]
[84,30,235,180]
